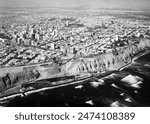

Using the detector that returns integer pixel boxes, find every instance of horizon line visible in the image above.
[0,6,150,11]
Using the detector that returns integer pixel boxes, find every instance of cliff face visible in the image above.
[62,52,130,75]
[63,38,150,75]
[0,38,150,94]
[0,69,40,93]
[0,63,62,93]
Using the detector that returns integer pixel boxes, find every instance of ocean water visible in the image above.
[2,52,150,107]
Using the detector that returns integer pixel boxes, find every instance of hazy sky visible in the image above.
[0,0,150,9]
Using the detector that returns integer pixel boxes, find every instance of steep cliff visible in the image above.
[62,38,150,75]
[0,38,150,95]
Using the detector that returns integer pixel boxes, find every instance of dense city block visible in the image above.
[0,8,150,106]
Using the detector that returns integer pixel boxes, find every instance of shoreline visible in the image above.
[0,42,150,101]
[1,49,150,101]
[119,49,150,71]
[0,75,92,101]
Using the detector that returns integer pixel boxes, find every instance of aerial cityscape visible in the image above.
[0,0,150,106]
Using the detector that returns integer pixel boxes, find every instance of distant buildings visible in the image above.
[0,13,150,67]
